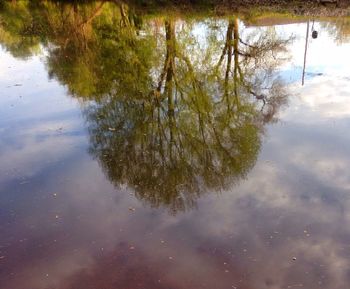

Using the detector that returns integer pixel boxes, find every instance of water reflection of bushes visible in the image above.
[0,1,292,213]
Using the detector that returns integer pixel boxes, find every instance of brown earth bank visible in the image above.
[5,0,349,17]
[124,0,350,16]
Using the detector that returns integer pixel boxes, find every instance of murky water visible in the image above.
[1,2,350,289]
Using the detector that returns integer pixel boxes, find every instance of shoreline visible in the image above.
[126,0,350,17]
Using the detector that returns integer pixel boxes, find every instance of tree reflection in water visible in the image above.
[0,1,292,213]
[75,15,291,213]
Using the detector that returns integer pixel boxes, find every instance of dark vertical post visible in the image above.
[302,20,310,86]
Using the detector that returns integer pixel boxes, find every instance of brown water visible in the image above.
[1,2,350,289]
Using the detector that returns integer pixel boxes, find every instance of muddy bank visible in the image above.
[224,0,350,17]
[128,0,350,17]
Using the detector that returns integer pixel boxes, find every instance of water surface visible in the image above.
[1,2,350,289]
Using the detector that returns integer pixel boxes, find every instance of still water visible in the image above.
[1,2,350,289]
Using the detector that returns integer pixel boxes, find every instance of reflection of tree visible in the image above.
[82,18,290,213]
[83,20,259,213]
[45,1,152,98]
[214,18,289,124]
[0,3,291,213]
[0,1,42,58]
[322,18,350,44]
